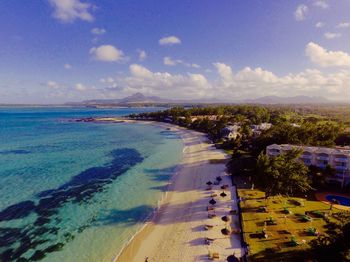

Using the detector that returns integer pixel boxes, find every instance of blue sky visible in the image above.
[1,0,350,103]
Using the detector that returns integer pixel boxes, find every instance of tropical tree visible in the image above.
[255,149,312,198]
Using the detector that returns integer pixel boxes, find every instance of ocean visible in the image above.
[0,107,183,262]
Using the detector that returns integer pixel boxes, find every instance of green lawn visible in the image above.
[238,189,340,261]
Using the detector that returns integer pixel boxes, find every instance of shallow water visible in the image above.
[0,107,183,261]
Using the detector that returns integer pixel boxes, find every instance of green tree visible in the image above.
[255,149,312,198]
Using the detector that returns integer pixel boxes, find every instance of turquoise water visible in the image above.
[0,107,183,262]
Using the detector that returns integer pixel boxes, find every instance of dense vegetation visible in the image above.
[255,149,312,197]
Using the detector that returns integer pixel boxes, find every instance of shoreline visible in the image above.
[94,118,244,262]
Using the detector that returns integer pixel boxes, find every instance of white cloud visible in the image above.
[305,42,350,67]
[129,64,153,78]
[121,64,211,98]
[48,0,94,23]
[89,45,124,62]
[336,22,350,28]
[64,63,72,69]
[294,4,308,21]
[100,77,115,84]
[100,77,118,88]
[313,0,329,9]
[105,63,350,101]
[163,56,181,66]
[91,27,106,35]
[315,21,325,28]
[47,81,59,89]
[159,36,181,46]
[137,49,147,61]
[213,62,233,83]
[163,56,200,68]
[75,83,87,91]
[324,32,341,39]
[211,63,350,100]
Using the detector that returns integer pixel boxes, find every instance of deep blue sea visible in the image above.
[0,107,183,262]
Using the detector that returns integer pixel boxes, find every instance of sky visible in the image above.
[1,0,350,104]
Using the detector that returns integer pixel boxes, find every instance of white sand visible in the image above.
[109,121,244,261]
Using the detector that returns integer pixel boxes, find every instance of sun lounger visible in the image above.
[291,237,299,246]
[208,251,219,260]
[300,215,312,222]
[208,213,216,218]
[205,237,215,245]
[205,225,214,230]
[211,193,217,197]
[207,206,214,211]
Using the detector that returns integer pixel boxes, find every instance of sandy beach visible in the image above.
[109,119,243,262]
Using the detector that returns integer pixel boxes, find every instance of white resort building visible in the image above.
[266,144,350,187]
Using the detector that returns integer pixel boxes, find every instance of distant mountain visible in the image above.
[69,93,225,106]
[74,93,171,105]
[243,95,330,104]
[66,93,333,107]
[119,93,172,104]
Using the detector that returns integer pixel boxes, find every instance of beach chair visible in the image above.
[290,236,299,246]
[283,207,292,214]
[211,193,218,197]
[208,213,217,219]
[307,227,319,236]
[205,237,215,245]
[300,215,312,222]
[207,206,214,211]
[205,224,214,230]
[266,217,277,225]
[208,251,219,260]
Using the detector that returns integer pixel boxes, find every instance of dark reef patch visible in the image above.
[0,148,143,261]
[0,149,31,155]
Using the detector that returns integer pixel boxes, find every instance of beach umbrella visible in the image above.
[209,198,217,205]
[221,228,230,235]
[221,215,230,222]
[220,191,227,197]
[216,176,222,182]
[227,254,239,262]
[206,181,213,185]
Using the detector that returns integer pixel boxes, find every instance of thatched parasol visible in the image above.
[221,227,230,235]
[216,176,222,182]
[227,254,239,262]
[221,215,230,222]
[209,198,217,205]
[220,191,227,197]
[206,181,213,185]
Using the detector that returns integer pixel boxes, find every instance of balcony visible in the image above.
[301,154,312,159]
[334,157,348,163]
[316,155,329,161]
[335,165,347,171]
[335,173,350,179]
[317,163,327,169]
[302,160,312,166]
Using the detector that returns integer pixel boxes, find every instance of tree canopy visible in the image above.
[255,149,312,197]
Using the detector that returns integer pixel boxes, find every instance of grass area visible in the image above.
[238,189,341,261]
